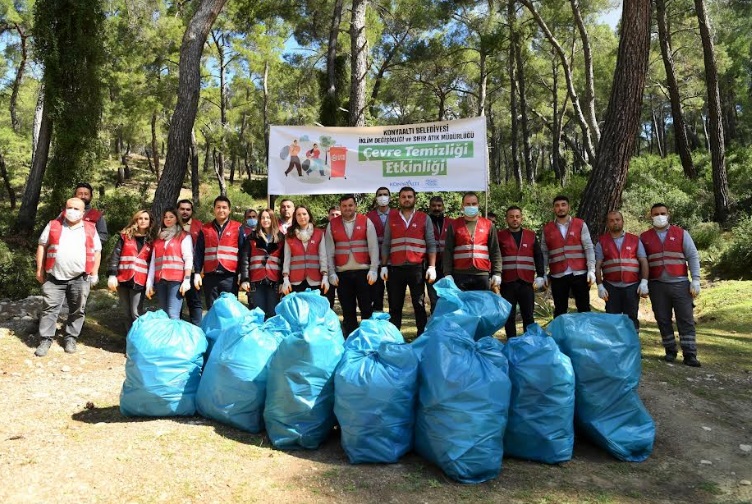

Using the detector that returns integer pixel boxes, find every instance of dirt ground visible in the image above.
[1,289,751,504]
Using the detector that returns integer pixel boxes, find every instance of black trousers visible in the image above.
[325,283,337,309]
[604,281,640,332]
[454,273,489,291]
[501,280,535,338]
[337,270,373,338]
[426,268,444,313]
[387,264,427,335]
[203,272,237,309]
[550,273,591,317]
[371,277,386,311]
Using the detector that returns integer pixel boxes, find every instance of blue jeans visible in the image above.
[156,280,183,319]
[252,281,280,319]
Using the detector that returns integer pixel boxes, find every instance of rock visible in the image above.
[22,316,33,320]
[61,365,71,372]
[740,480,751,486]
[702,426,712,431]
[740,444,752,452]
[700,460,713,465]
[85,401,95,409]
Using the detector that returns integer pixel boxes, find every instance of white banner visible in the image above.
[268,117,488,195]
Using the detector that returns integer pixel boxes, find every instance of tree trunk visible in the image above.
[15,105,53,235]
[214,148,227,196]
[263,60,270,168]
[151,111,160,179]
[569,0,600,144]
[508,0,522,188]
[349,0,368,126]
[578,0,651,237]
[9,25,28,133]
[31,87,45,164]
[478,49,487,117]
[694,0,730,223]
[514,25,533,183]
[190,129,200,206]
[551,53,564,183]
[229,155,236,185]
[655,0,696,178]
[152,0,228,220]
[0,153,17,209]
[323,0,344,125]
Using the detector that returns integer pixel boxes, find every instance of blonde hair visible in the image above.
[120,210,154,241]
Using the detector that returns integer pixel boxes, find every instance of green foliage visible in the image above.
[0,240,39,300]
[98,189,149,245]
[241,178,267,200]
[714,216,752,279]
[689,221,722,251]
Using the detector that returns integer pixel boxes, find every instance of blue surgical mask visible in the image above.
[463,206,479,217]
[246,218,258,228]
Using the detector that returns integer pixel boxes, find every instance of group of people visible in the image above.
[33,184,703,368]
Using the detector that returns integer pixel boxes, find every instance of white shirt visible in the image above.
[39,220,102,280]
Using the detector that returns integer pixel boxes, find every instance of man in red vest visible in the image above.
[57,183,109,244]
[541,195,596,317]
[498,206,545,337]
[380,186,437,336]
[178,199,204,325]
[323,206,342,309]
[443,192,502,292]
[35,197,102,356]
[640,203,702,367]
[366,186,394,312]
[193,195,243,308]
[325,194,379,337]
[595,211,649,333]
[278,198,295,234]
[427,195,451,313]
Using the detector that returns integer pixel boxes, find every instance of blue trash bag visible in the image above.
[264,293,345,449]
[196,313,290,432]
[334,312,419,464]
[414,328,511,483]
[548,313,655,462]
[503,323,575,464]
[411,315,480,362]
[201,292,251,357]
[120,310,207,417]
[425,276,512,339]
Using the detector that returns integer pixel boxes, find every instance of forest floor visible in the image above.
[0,282,751,504]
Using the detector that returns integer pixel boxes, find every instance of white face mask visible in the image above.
[376,195,390,207]
[652,215,669,228]
[463,206,479,217]
[65,209,84,222]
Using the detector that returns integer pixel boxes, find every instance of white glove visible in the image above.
[586,271,596,286]
[88,274,98,286]
[690,279,701,298]
[193,273,202,290]
[107,275,118,291]
[179,278,191,295]
[637,279,649,297]
[425,266,437,284]
[490,275,501,288]
[380,266,389,281]
[533,277,546,291]
[597,284,609,301]
[328,272,339,287]
[282,277,292,294]
[240,281,250,292]
[145,280,154,299]
[321,276,330,294]
[367,270,377,285]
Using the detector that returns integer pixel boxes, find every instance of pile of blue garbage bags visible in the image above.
[120,279,655,484]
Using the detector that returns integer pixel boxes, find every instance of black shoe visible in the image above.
[63,337,77,354]
[664,350,678,363]
[35,339,52,357]
[683,354,701,367]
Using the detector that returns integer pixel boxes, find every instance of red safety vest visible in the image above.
[202,220,241,273]
[331,214,370,267]
[543,218,587,275]
[44,220,97,274]
[498,228,536,283]
[288,228,324,283]
[388,210,428,265]
[599,233,641,284]
[116,235,152,286]
[249,237,283,283]
[451,218,492,272]
[640,226,688,279]
[432,216,451,255]
[153,232,187,282]
[186,219,203,244]
[367,209,396,252]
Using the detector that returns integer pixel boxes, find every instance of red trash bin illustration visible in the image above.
[329,146,348,179]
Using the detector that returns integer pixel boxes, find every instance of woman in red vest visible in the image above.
[239,209,285,319]
[106,210,154,331]
[281,205,329,295]
[145,208,194,319]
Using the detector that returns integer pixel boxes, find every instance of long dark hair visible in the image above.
[287,205,314,239]
[256,208,282,244]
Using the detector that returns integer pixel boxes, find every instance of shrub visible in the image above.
[714,216,752,279]
[241,178,267,200]
[689,222,722,251]
[0,241,39,300]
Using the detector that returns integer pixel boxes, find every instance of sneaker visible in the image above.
[63,337,77,354]
[664,350,678,363]
[683,354,701,367]
[35,339,52,357]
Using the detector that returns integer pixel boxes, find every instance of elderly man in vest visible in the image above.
[35,197,102,356]
[498,206,545,338]
[178,198,203,325]
[366,186,394,312]
[380,186,437,336]
[595,211,649,333]
[193,195,243,308]
[326,194,379,337]
[443,192,503,292]
[427,195,451,313]
[541,195,596,317]
[640,203,702,367]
